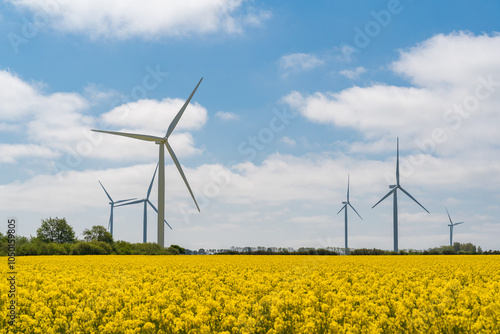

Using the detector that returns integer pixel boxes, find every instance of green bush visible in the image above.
[70,241,112,255]
[113,241,133,255]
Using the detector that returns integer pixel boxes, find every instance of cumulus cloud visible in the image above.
[215,111,240,121]
[280,136,296,146]
[100,98,208,134]
[284,32,500,156]
[0,144,60,163]
[392,32,500,88]
[6,0,271,39]
[279,53,324,73]
[0,70,207,165]
[0,70,88,122]
[339,66,366,80]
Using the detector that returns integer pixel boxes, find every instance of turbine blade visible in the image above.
[337,204,346,215]
[148,200,173,230]
[165,142,200,212]
[347,174,350,202]
[348,203,363,220]
[91,129,162,142]
[166,78,203,138]
[372,189,396,209]
[114,198,137,204]
[396,137,400,186]
[115,199,144,207]
[98,181,113,202]
[445,207,453,224]
[454,222,464,226]
[147,163,159,199]
[399,186,429,213]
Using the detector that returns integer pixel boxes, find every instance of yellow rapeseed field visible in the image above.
[1,255,499,333]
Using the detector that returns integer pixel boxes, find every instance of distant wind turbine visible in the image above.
[115,164,172,243]
[98,181,136,237]
[446,207,464,246]
[372,138,429,252]
[92,78,202,247]
[337,174,362,254]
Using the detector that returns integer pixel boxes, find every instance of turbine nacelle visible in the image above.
[389,185,397,189]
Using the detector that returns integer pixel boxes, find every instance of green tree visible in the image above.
[36,217,76,244]
[82,225,113,244]
[170,244,185,254]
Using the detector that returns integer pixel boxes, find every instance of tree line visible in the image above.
[0,217,183,256]
[1,217,497,256]
[209,243,496,255]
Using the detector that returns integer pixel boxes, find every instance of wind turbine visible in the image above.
[92,78,202,247]
[337,174,362,254]
[372,138,429,252]
[115,164,172,243]
[98,181,136,237]
[446,207,464,246]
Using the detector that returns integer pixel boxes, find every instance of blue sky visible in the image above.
[1,0,500,251]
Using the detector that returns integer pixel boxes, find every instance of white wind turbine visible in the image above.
[337,174,362,254]
[98,181,136,238]
[372,138,429,252]
[115,163,172,243]
[446,207,464,246]
[92,78,202,247]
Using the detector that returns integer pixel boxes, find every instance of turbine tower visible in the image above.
[372,138,429,252]
[115,164,173,243]
[446,207,464,246]
[337,174,362,254]
[92,78,202,247]
[98,181,136,237]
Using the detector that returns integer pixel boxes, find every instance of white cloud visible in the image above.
[280,136,296,146]
[215,111,239,121]
[279,53,324,73]
[339,66,366,80]
[283,85,444,139]
[0,70,88,122]
[289,215,334,225]
[392,32,500,89]
[100,98,208,134]
[0,144,60,163]
[0,70,207,167]
[6,0,271,39]
[284,32,500,157]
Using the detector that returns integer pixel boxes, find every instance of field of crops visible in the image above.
[1,255,499,333]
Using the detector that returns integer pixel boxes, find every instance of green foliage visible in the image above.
[132,243,170,255]
[166,246,180,255]
[113,241,133,255]
[170,244,185,254]
[82,225,114,244]
[427,242,478,255]
[70,241,113,255]
[112,241,179,255]
[16,241,70,256]
[215,247,339,255]
[351,248,391,255]
[36,217,76,244]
